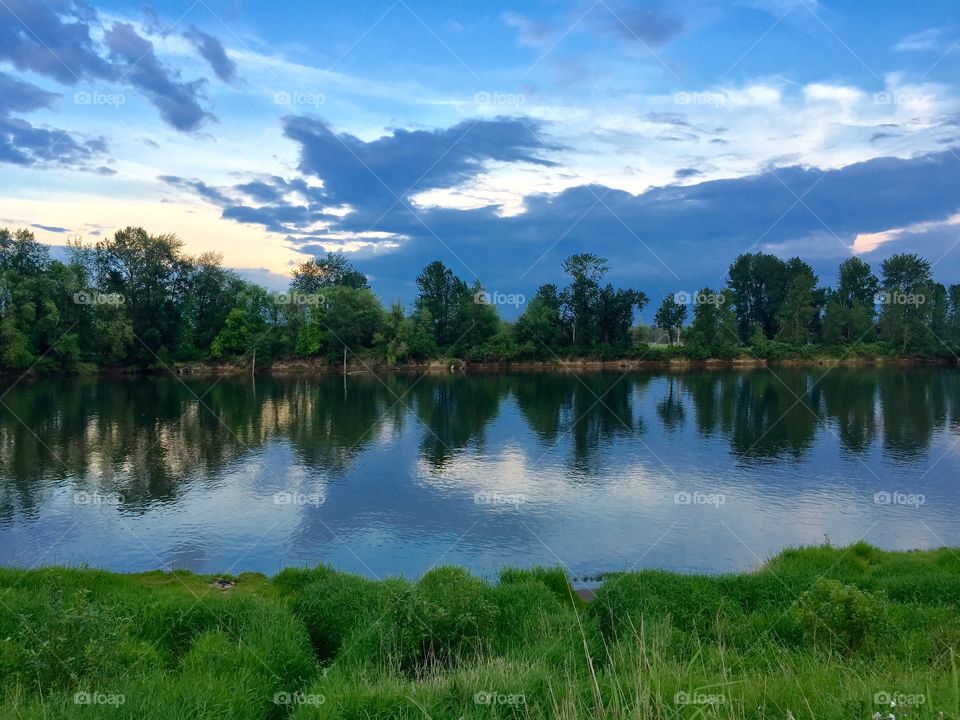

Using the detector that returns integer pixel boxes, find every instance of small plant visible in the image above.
[797,578,885,653]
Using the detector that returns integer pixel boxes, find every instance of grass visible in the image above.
[1,542,958,718]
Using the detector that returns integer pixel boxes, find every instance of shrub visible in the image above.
[796,578,885,653]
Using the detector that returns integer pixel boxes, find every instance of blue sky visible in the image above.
[2,0,959,313]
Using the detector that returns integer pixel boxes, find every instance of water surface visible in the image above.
[0,368,957,578]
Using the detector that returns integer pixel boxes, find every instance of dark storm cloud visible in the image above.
[283,116,560,211]
[183,25,238,83]
[163,111,960,314]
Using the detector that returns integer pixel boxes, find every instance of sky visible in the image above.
[2,0,959,313]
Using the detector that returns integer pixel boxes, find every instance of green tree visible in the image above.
[686,289,738,358]
[877,254,933,355]
[291,252,369,293]
[777,271,817,345]
[94,227,191,364]
[653,294,687,346]
[415,261,471,348]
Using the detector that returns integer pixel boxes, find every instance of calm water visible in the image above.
[0,368,958,579]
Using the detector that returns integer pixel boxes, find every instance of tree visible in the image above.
[777,271,817,345]
[315,286,383,366]
[560,253,607,346]
[94,227,190,364]
[653,294,687,346]
[877,254,933,355]
[291,252,369,293]
[727,252,791,341]
[513,284,568,354]
[415,261,471,348]
[686,289,738,358]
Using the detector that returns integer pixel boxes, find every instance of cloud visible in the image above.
[502,12,554,47]
[0,71,107,168]
[104,22,212,131]
[589,1,684,47]
[165,107,960,310]
[283,116,560,211]
[31,223,68,233]
[674,167,703,179]
[0,2,230,131]
[894,28,947,52]
[184,25,238,83]
[0,0,115,84]
[0,73,59,114]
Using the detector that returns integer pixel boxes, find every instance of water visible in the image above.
[0,368,957,579]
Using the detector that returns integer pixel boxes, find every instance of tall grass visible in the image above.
[1,544,958,718]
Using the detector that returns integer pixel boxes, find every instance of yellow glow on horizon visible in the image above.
[2,197,306,277]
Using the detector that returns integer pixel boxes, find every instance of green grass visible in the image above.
[1,543,959,718]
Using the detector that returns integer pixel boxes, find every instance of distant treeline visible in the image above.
[0,225,957,372]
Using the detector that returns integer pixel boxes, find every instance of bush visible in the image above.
[796,578,885,653]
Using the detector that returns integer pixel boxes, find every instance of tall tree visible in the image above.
[291,252,369,293]
[653,294,687,346]
[415,260,471,348]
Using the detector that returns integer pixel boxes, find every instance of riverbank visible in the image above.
[89,352,954,377]
[2,543,957,719]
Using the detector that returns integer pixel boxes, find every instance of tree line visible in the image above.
[0,225,957,372]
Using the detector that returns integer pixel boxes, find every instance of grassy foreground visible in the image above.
[1,543,959,719]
